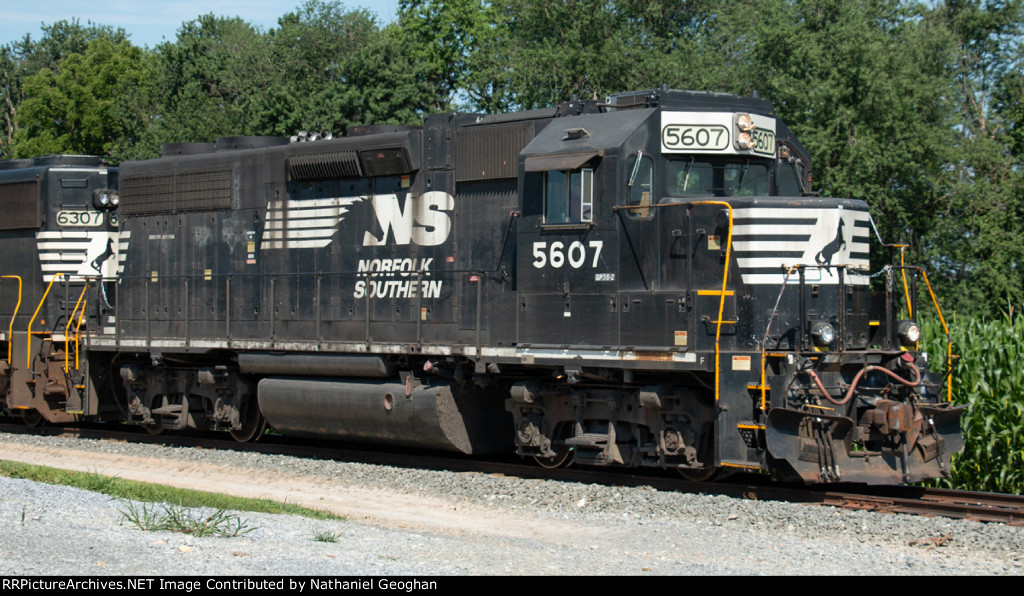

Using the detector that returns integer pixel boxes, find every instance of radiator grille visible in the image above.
[456,121,535,181]
[120,170,232,214]
[0,181,41,229]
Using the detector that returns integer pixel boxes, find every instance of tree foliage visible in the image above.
[269,1,383,134]
[130,1,431,151]
[459,0,718,112]
[2,0,1024,316]
[398,0,493,111]
[921,0,1024,314]
[147,14,275,143]
[1,19,129,158]
[702,0,959,281]
[12,37,147,157]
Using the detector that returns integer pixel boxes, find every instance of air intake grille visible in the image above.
[121,170,232,214]
[287,151,363,181]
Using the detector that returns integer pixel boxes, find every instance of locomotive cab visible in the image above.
[505,88,961,483]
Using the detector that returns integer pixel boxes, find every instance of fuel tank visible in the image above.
[257,376,513,454]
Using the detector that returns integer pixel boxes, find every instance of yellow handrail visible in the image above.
[74,299,88,370]
[692,201,734,404]
[64,281,91,373]
[613,200,733,403]
[899,245,912,318]
[1,275,22,365]
[917,268,955,402]
[27,273,65,368]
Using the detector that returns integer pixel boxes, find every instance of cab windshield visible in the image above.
[666,158,771,197]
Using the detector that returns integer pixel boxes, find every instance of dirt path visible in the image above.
[0,438,613,545]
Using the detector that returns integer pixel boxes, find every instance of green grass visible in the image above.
[117,500,257,537]
[312,529,344,542]
[0,459,345,521]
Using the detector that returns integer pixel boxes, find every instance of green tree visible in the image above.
[140,2,432,148]
[145,14,273,145]
[11,38,147,157]
[268,1,382,135]
[613,0,722,90]
[713,1,954,247]
[398,0,495,111]
[334,24,433,126]
[920,0,1024,314]
[454,0,740,112]
[465,0,639,111]
[1,19,130,159]
[1,46,17,157]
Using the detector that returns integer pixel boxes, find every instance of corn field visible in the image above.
[921,314,1024,494]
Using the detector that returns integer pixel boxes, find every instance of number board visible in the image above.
[660,112,777,157]
[57,210,105,227]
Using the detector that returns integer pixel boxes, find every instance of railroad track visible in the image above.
[3,421,1022,526]
[820,486,1024,526]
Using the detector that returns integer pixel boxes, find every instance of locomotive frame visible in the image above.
[0,87,963,484]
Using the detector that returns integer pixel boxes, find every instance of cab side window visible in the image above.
[625,153,653,219]
[544,167,593,224]
[778,162,804,196]
[777,143,809,196]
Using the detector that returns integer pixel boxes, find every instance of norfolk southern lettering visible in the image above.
[353,258,442,299]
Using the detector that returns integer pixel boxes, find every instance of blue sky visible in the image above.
[0,0,401,49]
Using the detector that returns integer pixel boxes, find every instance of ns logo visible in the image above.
[363,191,454,247]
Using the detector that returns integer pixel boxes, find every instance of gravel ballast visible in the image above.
[1,431,1022,576]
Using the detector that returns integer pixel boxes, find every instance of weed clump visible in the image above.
[117,500,256,537]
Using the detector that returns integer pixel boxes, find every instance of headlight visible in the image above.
[735,131,755,150]
[811,321,835,347]
[735,113,755,132]
[93,189,118,210]
[898,320,921,345]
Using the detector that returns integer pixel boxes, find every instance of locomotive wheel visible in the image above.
[21,409,43,428]
[143,395,166,435]
[533,424,573,469]
[678,465,719,482]
[230,401,267,443]
[533,445,573,469]
[143,420,165,435]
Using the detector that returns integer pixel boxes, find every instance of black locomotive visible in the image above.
[0,88,963,484]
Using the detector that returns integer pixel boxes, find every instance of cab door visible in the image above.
[516,159,617,347]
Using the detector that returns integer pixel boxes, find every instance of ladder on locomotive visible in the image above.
[22,273,92,413]
[0,275,22,405]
